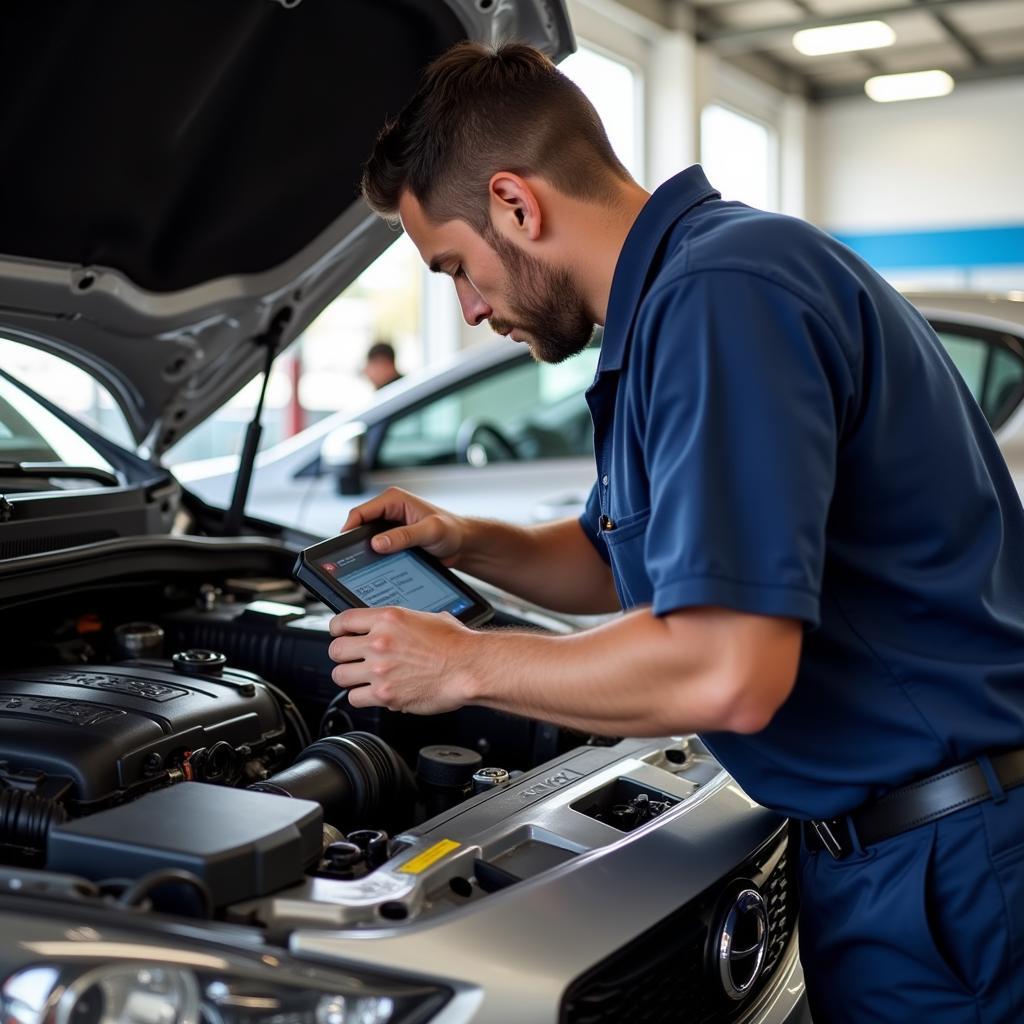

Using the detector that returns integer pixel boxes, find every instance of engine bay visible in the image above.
[0,550,640,913]
[0,535,802,1024]
[0,540,776,952]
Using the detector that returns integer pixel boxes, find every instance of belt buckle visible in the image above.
[812,818,848,859]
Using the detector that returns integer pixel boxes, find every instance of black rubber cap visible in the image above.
[172,649,227,676]
[416,745,483,789]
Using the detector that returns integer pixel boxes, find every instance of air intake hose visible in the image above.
[0,790,67,854]
[250,732,414,832]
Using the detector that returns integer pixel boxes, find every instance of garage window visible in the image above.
[562,44,643,182]
[701,103,776,211]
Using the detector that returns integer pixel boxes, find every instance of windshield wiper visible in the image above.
[0,461,119,487]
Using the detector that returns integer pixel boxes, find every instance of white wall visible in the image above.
[810,78,1024,233]
[808,77,1024,290]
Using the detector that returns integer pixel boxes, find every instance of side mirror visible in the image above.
[336,461,364,496]
[320,423,366,497]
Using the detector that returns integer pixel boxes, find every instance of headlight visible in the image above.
[2,960,444,1024]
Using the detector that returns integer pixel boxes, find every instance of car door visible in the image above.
[359,347,601,524]
[932,318,1024,493]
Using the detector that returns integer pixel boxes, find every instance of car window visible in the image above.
[0,337,134,449]
[937,331,987,399]
[983,347,1024,428]
[935,326,1024,431]
[376,348,600,469]
[0,374,113,473]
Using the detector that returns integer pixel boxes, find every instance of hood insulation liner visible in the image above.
[0,0,464,292]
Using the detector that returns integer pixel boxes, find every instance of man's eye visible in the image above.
[452,265,465,279]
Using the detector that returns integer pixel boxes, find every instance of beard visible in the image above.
[484,231,595,364]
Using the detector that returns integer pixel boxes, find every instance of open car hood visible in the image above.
[0,0,573,456]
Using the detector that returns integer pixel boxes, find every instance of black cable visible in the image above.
[117,868,213,919]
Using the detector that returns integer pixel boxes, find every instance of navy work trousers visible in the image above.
[797,783,1024,1022]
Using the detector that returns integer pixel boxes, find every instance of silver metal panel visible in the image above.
[286,739,801,1022]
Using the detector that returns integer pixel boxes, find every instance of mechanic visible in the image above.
[327,41,1024,1022]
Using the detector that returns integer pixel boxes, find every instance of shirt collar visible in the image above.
[598,165,721,372]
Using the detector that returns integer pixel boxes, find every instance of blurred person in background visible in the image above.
[363,340,403,390]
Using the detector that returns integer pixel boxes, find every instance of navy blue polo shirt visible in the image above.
[579,165,1024,819]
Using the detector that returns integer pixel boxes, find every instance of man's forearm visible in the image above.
[456,516,620,615]
[457,606,801,737]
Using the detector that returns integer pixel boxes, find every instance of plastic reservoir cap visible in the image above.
[416,744,483,788]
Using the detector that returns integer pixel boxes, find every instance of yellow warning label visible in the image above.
[397,839,461,875]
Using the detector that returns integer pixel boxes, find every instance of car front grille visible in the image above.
[561,827,796,1024]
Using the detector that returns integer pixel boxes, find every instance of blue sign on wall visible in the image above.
[834,224,1024,270]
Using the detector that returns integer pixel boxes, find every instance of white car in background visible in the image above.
[180,337,602,534]
[180,291,1024,534]
[905,291,1024,491]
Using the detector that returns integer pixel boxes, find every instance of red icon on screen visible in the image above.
[321,562,336,573]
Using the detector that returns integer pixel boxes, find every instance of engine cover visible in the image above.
[0,663,286,811]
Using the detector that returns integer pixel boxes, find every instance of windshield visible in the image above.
[0,375,113,476]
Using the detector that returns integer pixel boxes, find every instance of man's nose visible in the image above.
[454,276,493,327]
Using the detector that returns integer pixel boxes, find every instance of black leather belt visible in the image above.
[802,747,1024,859]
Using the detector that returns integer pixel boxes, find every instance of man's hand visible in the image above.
[326,603,799,736]
[327,606,475,714]
[341,487,619,615]
[341,488,470,567]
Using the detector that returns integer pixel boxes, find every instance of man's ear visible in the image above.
[488,173,542,242]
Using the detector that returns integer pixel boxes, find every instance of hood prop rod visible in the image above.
[224,307,293,536]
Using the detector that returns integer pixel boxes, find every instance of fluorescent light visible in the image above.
[865,70,955,102]
[793,20,895,56]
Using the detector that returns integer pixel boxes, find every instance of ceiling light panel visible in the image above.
[793,20,896,55]
[865,69,955,101]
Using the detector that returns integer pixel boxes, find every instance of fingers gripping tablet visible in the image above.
[293,521,493,628]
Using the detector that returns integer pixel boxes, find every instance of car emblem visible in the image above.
[717,887,769,1000]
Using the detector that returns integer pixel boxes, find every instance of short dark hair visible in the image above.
[361,41,629,233]
[366,341,397,363]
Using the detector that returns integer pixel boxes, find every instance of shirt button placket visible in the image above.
[600,471,614,531]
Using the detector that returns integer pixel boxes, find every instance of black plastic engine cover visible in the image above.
[48,784,323,906]
[0,663,286,809]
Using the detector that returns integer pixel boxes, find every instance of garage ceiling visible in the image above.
[688,0,1024,99]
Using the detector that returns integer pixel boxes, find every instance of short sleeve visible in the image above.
[636,270,856,626]
[578,481,610,564]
